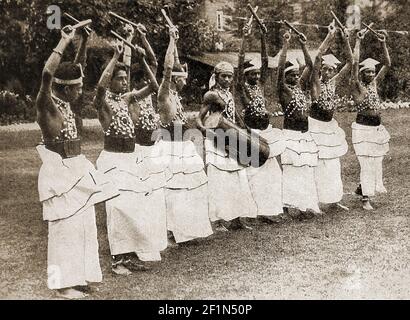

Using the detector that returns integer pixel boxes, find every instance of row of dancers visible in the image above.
[35,15,391,299]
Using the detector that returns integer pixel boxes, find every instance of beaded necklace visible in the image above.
[50,94,78,141]
[134,95,160,131]
[104,90,135,138]
[214,85,235,122]
[285,85,309,118]
[356,83,381,113]
[244,82,268,117]
[315,81,338,111]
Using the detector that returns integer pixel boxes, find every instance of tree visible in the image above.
[0,0,209,95]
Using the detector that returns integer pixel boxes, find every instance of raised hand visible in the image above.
[298,32,307,44]
[328,20,337,34]
[136,23,147,37]
[61,25,76,41]
[169,26,179,40]
[377,29,387,42]
[113,40,124,57]
[243,24,251,37]
[123,23,134,40]
[357,27,368,39]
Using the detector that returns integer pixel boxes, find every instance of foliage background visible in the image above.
[0,0,408,124]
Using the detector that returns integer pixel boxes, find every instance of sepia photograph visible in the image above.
[0,0,409,302]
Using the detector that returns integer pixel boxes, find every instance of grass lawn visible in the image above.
[0,110,409,300]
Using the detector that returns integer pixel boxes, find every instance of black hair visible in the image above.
[130,62,146,87]
[53,62,82,93]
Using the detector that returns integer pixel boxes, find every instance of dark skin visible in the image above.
[124,23,159,89]
[236,22,269,107]
[36,26,87,142]
[122,23,160,126]
[94,41,157,132]
[350,29,390,107]
[157,26,185,126]
[196,72,234,132]
[310,22,353,101]
[277,31,312,108]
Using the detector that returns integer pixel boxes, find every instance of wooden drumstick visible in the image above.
[63,13,92,35]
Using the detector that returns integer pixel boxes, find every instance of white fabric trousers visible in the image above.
[314,158,344,204]
[47,207,102,290]
[282,164,320,213]
[357,156,387,197]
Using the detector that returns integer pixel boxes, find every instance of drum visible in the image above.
[204,112,270,167]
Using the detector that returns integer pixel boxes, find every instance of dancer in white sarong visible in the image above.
[197,62,257,231]
[277,31,321,219]
[308,22,352,210]
[94,30,166,275]
[157,26,213,244]
[236,22,286,222]
[36,26,118,299]
[350,28,391,210]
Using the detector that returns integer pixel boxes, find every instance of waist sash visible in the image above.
[104,135,136,153]
[45,138,81,159]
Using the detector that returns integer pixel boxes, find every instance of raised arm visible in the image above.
[318,22,336,55]
[157,27,178,125]
[95,42,123,105]
[333,29,353,85]
[351,32,361,85]
[310,51,323,100]
[375,32,391,84]
[137,24,158,75]
[260,23,269,85]
[299,33,313,91]
[123,56,159,103]
[237,24,250,87]
[73,29,90,69]
[157,28,177,102]
[37,26,75,110]
[277,32,291,94]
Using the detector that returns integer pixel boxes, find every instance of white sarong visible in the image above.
[96,143,168,261]
[308,117,348,203]
[352,122,390,197]
[247,125,286,216]
[37,145,118,289]
[280,130,320,212]
[160,140,213,243]
[205,139,258,221]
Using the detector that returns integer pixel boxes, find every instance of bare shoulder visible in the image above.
[203,90,218,104]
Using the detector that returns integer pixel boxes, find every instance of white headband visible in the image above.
[53,64,84,85]
[244,65,260,73]
[284,65,299,74]
[53,77,83,85]
[359,66,376,73]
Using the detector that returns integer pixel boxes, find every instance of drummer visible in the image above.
[197,61,257,231]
